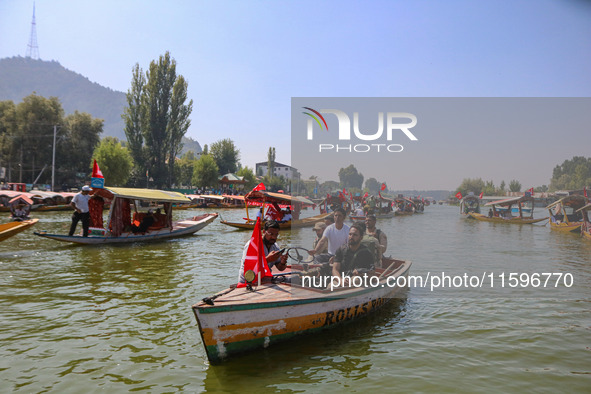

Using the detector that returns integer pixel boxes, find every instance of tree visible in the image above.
[122,52,193,188]
[338,164,364,189]
[456,178,485,196]
[202,144,208,155]
[482,180,496,196]
[91,137,133,186]
[0,100,17,180]
[57,111,103,185]
[193,154,219,188]
[508,179,522,192]
[550,156,591,191]
[175,150,197,187]
[237,166,256,190]
[365,177,381,195]
[210,138,240,174]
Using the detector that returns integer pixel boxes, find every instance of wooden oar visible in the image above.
[378,261,396,279]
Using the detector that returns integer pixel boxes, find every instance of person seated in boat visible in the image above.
[324,214,335,227]
[132,209,155,234]
[365,214,387,260]
[11,203,30,221]
[281,208,292,223]
[488,208,493,218]
[312,222,328,254]
[332,221,375,279]
[309,208,350,264]
[255,207,263,220]
[354,206,365,217]
[238,220,288,284]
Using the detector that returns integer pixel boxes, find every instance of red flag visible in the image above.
[364,192,368,198]
[237,217,272,288]
[342,188,347,196]
[252,182,266,191]
[92,160,104,178]
[526,187,534,196]
[381,183,386,191]
[479,192,483,199]
[455,192,463,200]
[338,191,346,202]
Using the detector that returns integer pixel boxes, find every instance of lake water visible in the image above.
[1,205,590,392]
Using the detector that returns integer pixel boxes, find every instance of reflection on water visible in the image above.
[1,206,590,392]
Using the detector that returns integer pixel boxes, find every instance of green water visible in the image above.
[1,206,590,392]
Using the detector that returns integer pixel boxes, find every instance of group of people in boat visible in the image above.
[255,203,295,223]
[238,207,389,287]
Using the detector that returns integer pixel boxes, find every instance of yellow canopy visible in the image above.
[104,187,191,203]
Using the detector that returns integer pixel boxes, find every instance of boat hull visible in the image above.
[549,221,583,233]
[193,259,411,363]
[221,213,329,230]
[0,219,39,241]
[468,212,548,224]
[34,213,217,244]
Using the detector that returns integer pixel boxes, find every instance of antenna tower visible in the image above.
[26,2,40,59]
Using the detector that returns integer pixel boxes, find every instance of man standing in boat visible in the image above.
[69,185,92,237]
[238,220,288,284]
[332,221,374,278]
[308,207,350,262]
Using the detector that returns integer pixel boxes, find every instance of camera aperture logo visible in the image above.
[302,107,418,153]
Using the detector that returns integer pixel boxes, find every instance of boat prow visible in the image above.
[0,218,39,241]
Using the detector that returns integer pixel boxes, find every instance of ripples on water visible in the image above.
[1,206,590,392]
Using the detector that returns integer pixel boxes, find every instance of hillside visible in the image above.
[0,56,127,140]
[0,56,201,154]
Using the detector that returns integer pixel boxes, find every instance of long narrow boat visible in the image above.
[393,197,416,216]
[546,195,587,233]
[0,219,39,242]
[34,187,217,244]
[192,258,411,363]
[468,195,548,224]
[221,190,328,230]
[576,203,591,241]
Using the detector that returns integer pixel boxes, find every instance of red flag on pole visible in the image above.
[455,192,463,200]
[92,159,104,178]
[237,217,272,288]
[479,192,483,199]
[526,187,534,196]
[252,182,266,191]
[364,192,368,198]
[381,183,386,191]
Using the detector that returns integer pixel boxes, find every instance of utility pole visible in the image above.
[52,125,57,191]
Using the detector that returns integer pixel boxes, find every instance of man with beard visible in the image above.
[238,220,288,284]
[332,221,374,278]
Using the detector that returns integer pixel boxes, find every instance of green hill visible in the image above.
[0,56,202,155]
[0,56,127,140]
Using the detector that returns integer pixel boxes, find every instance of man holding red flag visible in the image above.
[238,219,287,286]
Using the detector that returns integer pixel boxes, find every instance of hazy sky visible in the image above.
[1,0,590,189]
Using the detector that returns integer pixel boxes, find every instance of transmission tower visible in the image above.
[26,2,40,59]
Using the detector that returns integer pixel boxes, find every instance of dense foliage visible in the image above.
[91,137,133,186]
[550,156,591,191]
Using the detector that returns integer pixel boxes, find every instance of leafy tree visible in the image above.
[193,154,219,187]
[365,177,381,195]
[499,180,506,192]
[508,179,522,192]
[0,100,17,179]
[338,164,364,189]
[535,185,548,192]
[57,111,103,185]
[210,138,240,174]
[202,144,208,155]
[237,166,256,190]
[122,52,193,188]
[319,180,340,195]
[91,137,133,186]
[550,156,591,191]
[265,175,286,192]
[456,178,485,196]
[482,180,496,196]
[175,150,197,187]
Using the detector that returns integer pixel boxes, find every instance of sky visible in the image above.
[1,0,590,190]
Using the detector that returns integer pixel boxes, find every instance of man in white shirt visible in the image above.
[308,207,350,261]
[69,185,92,237]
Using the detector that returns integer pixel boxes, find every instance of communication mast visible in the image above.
[26,2,40,59]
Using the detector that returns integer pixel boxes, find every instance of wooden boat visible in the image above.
[468,195,548,224]
[459,193,480,217]
[0,219,39,242]
[576,203,591,240]
[192,257,412,363]
[393,197,416,216]
[221,190,327,230]
[34,187,218,244]
[546,195,587,233]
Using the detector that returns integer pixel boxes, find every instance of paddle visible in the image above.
[202,285,236,305]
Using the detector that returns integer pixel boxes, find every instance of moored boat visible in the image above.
[546,195,587,233]
[459,193,481,217]
[576,203,591,240]
[192,257,411,363]
[34,187,217,244]
[0,219,39,242]
[469,195,548,224]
